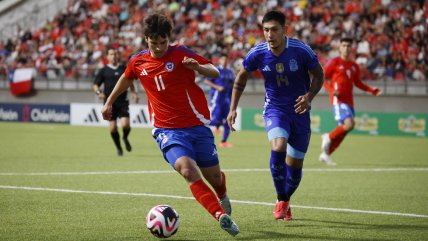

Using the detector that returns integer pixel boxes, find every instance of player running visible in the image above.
[204,54,235,147]
[227,10,324,221]
[319,37,381,165]
[101,13,239,236]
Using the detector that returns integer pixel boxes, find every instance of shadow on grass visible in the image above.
[297,218,428,231]
[233,218,428,241]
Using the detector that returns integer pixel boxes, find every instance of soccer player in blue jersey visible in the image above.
[227,10,324,221]
[204,54,235,147]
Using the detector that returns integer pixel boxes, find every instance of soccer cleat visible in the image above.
[219,195,232,215]
[117,149,123,156]
[321,133,331,155]
[219,214,239,236]
[285,206,292,221]
[319,152,337,166]
[219,142,233,148]
[124,138,132,152]
[273,200,289,220]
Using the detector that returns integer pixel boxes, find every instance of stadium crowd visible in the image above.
[0,0,427,82]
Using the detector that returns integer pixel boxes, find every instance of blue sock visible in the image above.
[269,150,287,200]
[285,164,302,200]
[221,124,230,142]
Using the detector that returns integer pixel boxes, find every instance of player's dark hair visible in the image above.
[262,10,286,26]
[144,13,173,39]
[340,37,353,44]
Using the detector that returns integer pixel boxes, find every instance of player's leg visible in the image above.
[119,103,132,152]
[219,103,232,147]
[152,127,238,236]
[120,116,132,152]
[210,105,222,135]
[329,117,354,154]
[109,109,123,156]
[327,104,355,155]
[320,104,353,164]
[193,126,230,213]
[192,126,239,235]
[265,115,290,219]
[200,165,230,215]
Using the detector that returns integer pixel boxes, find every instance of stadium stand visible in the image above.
[0,0,427,95]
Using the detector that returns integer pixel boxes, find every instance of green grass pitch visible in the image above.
[0,122,427,240]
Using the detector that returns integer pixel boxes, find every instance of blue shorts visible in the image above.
[152,125,219,168]
[332,103,355,124]
[264,112,311,159]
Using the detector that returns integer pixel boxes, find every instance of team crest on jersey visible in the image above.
[275,63,285,74]
[289,59,298,72]
[165,62,175,72]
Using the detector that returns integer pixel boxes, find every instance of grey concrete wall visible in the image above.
[1,89,427,113]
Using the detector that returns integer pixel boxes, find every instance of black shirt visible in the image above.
[94,64,128,104]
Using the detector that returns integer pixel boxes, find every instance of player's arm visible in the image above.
[227,66,249,131]
[354,66,381,96]
[182,56,220,78]
[203,79,224,92]
[295,63,324,114]
[93,69,106,100]
[101,73,133,120]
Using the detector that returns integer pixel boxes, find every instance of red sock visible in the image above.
[329,125,348,154]
[190,179,224,220]
[213,171,227,199]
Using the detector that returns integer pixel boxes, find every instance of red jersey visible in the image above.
[323,57,376,107]
[125,45,211,128]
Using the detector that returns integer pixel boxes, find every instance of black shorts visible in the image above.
[111,101,130,120]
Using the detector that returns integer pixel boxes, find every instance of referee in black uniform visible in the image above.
[93,48,139,156]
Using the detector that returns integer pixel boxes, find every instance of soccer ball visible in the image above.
[146,204,180,238]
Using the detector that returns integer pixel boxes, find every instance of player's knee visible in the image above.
[343,120,355,131]
[271,139,287,151]
[175,159,200,183]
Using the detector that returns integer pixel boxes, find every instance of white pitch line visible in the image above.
[0,185,427,218]
[0,168,428,176]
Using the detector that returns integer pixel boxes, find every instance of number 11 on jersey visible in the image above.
[155,75,165,91]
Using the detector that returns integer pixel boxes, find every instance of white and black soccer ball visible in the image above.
[146,204,180,238]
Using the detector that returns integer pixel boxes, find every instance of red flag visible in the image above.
[10,68,35,96]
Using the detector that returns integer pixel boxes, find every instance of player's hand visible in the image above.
[98,93,106,101]
[217,86,224,92]
[182,56,200,71]
[101,104,113,120]
[294,93,311,114]
[227,110,237,132]
[372,88,382,96]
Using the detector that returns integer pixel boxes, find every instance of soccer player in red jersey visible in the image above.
[101,13,239,236]
[319,38,381,165]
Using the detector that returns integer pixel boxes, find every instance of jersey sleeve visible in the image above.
[124,57,137,80]
[353,63,375,93]
[300,43,319,70]
[177,45,211,65]
[242,49,258,72]
[93,67,104,86]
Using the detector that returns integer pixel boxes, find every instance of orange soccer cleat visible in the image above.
[273,200,290,220]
